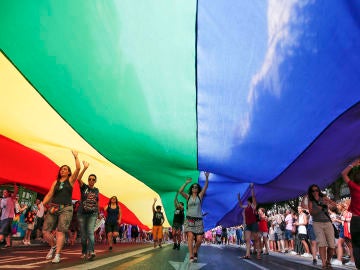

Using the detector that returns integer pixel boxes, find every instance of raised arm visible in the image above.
[174,192,180,208]
[237,193,246,209]
[199,172,209,199]
[179,177,192,199]
[11,183,18,200]
[152,198,157,213]
[69,150,81,186]
[342,158,360,184]
[250,183,256,207]
[77,161,89,187]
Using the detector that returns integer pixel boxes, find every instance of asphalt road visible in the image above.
[0,241,353,270]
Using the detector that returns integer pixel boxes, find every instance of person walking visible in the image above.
[0,184,18,248]
[306,184,337,269]
[76,161,99,260]
[42,150,80,263]
[104,196,122,251]
[179,171,209,262]
[238,183,261,260]
[342,159,360,270]
[152,198,165,248]
[172,192,184,250]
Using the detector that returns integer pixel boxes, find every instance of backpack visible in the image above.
[82,187,99,214]
[280,219,286,231]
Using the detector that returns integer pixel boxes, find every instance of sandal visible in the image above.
[242,255,251,260]
[326,261,333,270]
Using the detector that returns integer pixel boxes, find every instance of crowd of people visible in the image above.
[0,152,359,270]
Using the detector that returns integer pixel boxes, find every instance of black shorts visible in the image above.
[105,223,119,234]
[298,233,308,241]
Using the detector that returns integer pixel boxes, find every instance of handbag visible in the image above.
[332,224,339,239]
[314,199,339,239]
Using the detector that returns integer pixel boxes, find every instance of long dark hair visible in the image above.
[108,196,119,208]
[307,184,324,201]
[188,183,202,195]
[56,165,71,180]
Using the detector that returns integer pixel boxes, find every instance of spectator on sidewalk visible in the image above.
[296,206,312,258]
[258,207,270,255]
[23,203,36,245]
[34,199,44,241]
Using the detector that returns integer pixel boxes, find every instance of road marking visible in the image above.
[169,253,206,270]
[58,246,155,270]
[111,253,152,269]
[237,256,270,270]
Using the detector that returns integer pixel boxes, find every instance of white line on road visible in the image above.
[237,256,270,270]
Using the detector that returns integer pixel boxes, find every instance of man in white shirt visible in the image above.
[34,198,44,240]
[0,185,18,247]
[284,209,294,252]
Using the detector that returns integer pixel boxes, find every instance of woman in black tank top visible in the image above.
[41,150,81,264]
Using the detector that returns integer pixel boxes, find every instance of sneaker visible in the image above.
[301,253,312,258]
[88,252,96,261]
[331,259,342,266]
[159,244,162,248]
[189,256,194,263]
[312,259,317,265]
[80,254,86,259]
[52,254,61,263]
[194,252,198,261]
[289,251,297,255]
[176,243,180,250]
[46,246,56,259]
[345,261,355,266]
[109,246,113,251]
[173,243,177,250]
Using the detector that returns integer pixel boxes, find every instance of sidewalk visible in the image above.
[260,248,356,270]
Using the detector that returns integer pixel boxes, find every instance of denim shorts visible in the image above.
[285,229,293,240]
[307,224,316,241]
[0,218,13,236]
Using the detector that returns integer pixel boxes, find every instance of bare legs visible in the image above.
[187,232,203,260]
[107,231,118,249]
[319,246,335,268]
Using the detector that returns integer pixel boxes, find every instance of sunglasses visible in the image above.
[311,189,319,193]
[88,178,96,181]
[59,182,64,190]
[192,186,199,189]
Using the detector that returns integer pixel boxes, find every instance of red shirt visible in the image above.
[245,204,257,225]
[348,181,360,216]
[258,219,268,233]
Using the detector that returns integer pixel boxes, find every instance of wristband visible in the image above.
[349,164,354,168]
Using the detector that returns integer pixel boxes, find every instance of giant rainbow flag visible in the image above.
[1,1,360,230]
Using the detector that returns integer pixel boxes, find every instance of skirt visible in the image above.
[184,216,204,235]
